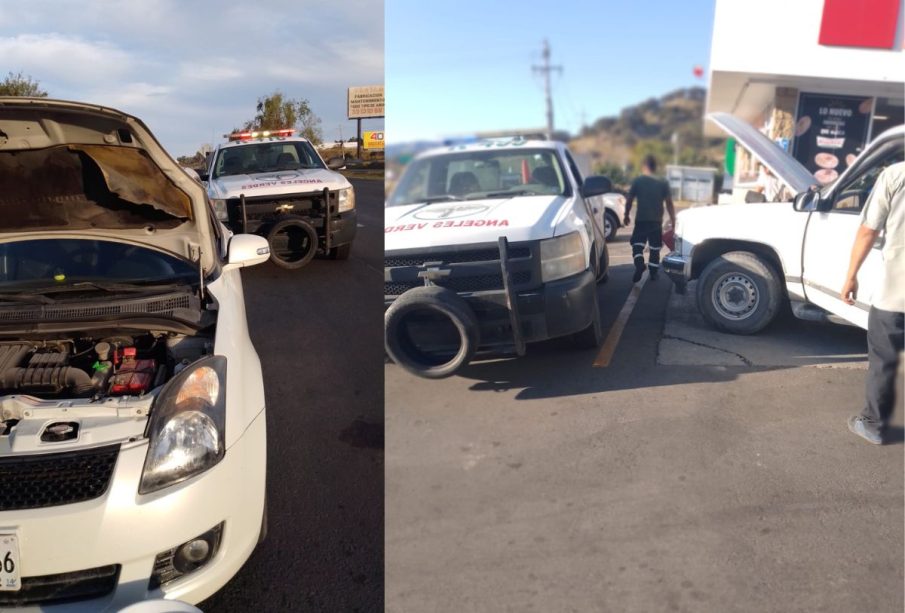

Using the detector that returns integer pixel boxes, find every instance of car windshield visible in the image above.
[212,141,326,178]
[387,148,568,206]
[0,239,197,290]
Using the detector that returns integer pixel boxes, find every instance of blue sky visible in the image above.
[387,0,716,143]
[0,0,384,157]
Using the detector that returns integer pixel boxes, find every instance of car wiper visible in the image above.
[481,189,541,199]
[420,195,465,203]
[0,292,55,305]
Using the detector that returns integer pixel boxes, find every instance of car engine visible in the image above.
[0,332,211,400]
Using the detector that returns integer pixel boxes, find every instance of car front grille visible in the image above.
[0,564,120,607]
[0,444,119,511]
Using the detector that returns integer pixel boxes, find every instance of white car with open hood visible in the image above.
[664,112,903,334]
[0,97,270,609]
[202,129,357,269]
[384,137,614,378]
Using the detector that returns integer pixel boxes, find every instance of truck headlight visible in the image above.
[211,199,229,221]
[139,356,226,494]
[540,231,586,283]
[338,187,356,212]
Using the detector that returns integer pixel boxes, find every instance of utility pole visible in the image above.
[532,39,561,140]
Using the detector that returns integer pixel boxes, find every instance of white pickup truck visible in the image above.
[664,113,903,334]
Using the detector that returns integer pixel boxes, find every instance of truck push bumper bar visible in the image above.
[499,236,526,357]
[662,254,689,294]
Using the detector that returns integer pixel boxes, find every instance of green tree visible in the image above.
[243,91,323,145]
[0,71,48,97]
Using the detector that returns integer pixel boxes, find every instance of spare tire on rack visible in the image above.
[385,285,479,379]
[266,217,318,269]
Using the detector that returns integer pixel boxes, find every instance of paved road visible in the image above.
[201,178,384,612]
[386,233,904,613]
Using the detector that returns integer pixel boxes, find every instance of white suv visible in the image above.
[384,137,613,378]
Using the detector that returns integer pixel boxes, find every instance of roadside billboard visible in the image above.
[363,131,385,149]
[348,85,385,119]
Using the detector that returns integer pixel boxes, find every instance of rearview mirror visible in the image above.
[225,234,270,270]
[793,188,821,212]
[581,176,613,199]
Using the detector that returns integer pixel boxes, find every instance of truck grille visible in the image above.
[0,565,120,607]
[0,444,119,511]
[385,271,531,297]
[384,246,530,268]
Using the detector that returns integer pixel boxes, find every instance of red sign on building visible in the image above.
[819,0,901,49]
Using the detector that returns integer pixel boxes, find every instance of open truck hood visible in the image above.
[0,98,216,272]
[707,112,816,196]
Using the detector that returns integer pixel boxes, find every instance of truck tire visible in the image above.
[571,290,604,349]
[597,243,609,284]
[604,210,619,242]
[267,218,318,269]
[329,243,352,260]
[385,286,479,379]
[696,251,781,334]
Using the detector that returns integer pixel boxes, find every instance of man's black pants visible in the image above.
[630,221,662,271]
[861,306,904,435]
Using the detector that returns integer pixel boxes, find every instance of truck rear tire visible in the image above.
[267,218,318,269]
[604,210,619,242]
[385,286,479,379]
[696,251,781,334]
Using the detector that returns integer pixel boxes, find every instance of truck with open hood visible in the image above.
[663,112,903,334]
[384,137,614,378]
[0,97,271,608]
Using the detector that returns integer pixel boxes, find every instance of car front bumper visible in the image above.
[1,409,266,611]
[662,253,690,294]
[330,209,357,247]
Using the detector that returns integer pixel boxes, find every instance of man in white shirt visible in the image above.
[841,161,904,445]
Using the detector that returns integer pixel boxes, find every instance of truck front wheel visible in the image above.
[696,251,781,334]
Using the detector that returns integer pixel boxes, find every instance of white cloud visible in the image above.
[0,33,137,84]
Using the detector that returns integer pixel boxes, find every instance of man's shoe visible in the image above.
[848,415,882,445]
[632,259,645,283]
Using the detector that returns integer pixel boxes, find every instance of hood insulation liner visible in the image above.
[0,144,192,232]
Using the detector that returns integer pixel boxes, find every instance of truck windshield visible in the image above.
[387,148,569,206]
[212,141,326,178]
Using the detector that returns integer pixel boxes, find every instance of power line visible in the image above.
[531,39,562,139]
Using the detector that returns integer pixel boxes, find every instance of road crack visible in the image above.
[661,334,754,366]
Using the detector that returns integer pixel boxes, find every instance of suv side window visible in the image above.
[833,145,904,213]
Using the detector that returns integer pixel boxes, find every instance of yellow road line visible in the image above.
[593,273,648,367]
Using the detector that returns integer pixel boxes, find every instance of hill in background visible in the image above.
[570,86,726,186]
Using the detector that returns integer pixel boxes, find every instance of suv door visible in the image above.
[801,139,904,328]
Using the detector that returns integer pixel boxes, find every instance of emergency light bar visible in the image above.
[227,128,295,141]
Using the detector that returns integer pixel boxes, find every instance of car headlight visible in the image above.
[338,187,356,212]
[540,231,586,283]
[211,199,229,221]
[139,356,226,494]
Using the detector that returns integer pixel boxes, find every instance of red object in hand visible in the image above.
[662,228,675,251]
[521,159,531,184]
[109,348,156,395]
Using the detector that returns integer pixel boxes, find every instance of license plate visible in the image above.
[0,534,20,591]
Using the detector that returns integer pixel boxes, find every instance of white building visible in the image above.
[706,0,904,196]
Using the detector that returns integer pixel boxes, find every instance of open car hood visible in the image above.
[707,112,817,195]
[0,98,216,272]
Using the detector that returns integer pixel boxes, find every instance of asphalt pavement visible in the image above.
[385,232,904,613]
[200,178,384,612]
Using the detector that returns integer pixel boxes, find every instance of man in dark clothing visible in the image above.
[623,155,676,282]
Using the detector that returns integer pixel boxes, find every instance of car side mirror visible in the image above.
[327,157,346,170]
[198,172,209,182]
[224,234,270,270]
[793,188,821,212]
[581,176,613,199]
